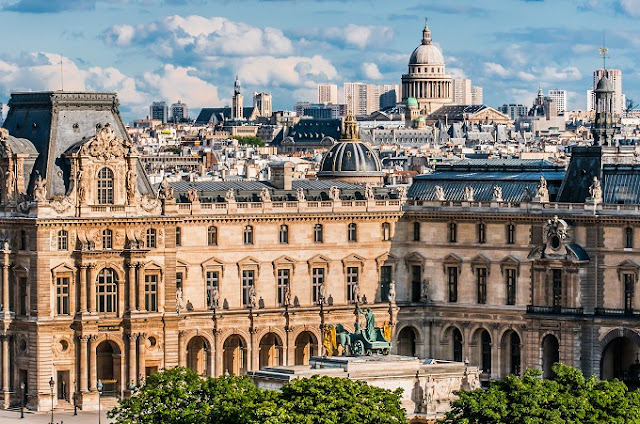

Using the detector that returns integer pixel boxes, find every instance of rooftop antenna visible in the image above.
[598,33,608,71]
[60,54,64,91]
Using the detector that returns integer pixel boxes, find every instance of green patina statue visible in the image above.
[323,308,392,357]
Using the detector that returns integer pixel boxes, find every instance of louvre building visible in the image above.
[1,75,640,411]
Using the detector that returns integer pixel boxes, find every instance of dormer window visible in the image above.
[97,167,114,204]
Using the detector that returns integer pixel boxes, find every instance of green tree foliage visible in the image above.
[230,135,265,147]
[443,363,640,424]
[109,368,407,424]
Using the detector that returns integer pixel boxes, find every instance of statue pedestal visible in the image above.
[249,355,479,421]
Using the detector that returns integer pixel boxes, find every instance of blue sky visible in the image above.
[0,0,639,122]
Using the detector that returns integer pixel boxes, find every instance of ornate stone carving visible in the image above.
[434,185,445,201]
[34,175,47,202]
[79,124,132,160]
[463,185,474,201]
[187,188,199,203]
[140,194,161,213]
[49,195,74,214]
[492,185,503,202]
[296,187,305,201]
[588,176,602,203]
[126,166,137,203]
[388,280,396,302]
[225,189,235,203]
[364,184,374,200]
[522,186,534,202]
[158,176,174,199]
[396,186,407,200]
[535,176,549,202]
[260,187,271,203]
[329,186,340,201]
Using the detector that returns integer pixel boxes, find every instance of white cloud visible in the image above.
[104,15,294,59]
[361,62,383,80]
[484,62,510,78]
[448,67,467,80]
[539,66,582,81]
[318,24,393,49]
[140,64,221,108]
[619,0,640,16]
[234,55,337,88]
[517,71,536,82]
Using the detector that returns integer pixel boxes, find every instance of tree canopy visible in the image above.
[108,368,407,424]
[443,363,640,424]
[230,135,266,147]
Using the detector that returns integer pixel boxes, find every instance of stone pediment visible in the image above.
[342,253,365,266]
[273,255,296,270]
[78,125,132,160]
[201,257,225,278]
[51,263,75,276]
[307,254,331,273]
[470,254,491,274]
[237,257,260,277]
[405,252,426,266]
[500,256,520,275]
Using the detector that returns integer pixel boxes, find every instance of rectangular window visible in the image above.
[506,268,517,305]
[348,223,357,243]
[346,267,358,303]
[279,225,289,244]
[478,223,486,244]
[314,224,323,243]
[413,222,421,242]
[507,224,515,245]
[552,269,562,307]
[242,270,254,307]
[449,223,457,243]
[448,267,458,303]
[58,231,68,250]
[145,274,158,312]
[18,277,27,315]
[176,227,182,247]
[624,273,635,311]
[626,227,634,249]
[176,272,183,291]
[477,268,487,304]
[411,265,421,302]
[56,277,69,315]
[244,226,253,245]
[312,267,324,304]
[146,229,156,249]
[206,271,219,309]
[380,265,392,302]
[277,269,290,305]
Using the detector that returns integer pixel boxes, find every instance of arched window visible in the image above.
[243,225,253,245]
[97,268,117,314]
[97,167,114,204]
[348,223,357,242]
[382,222,391,241]
[279,225,289,244]
[146,228,156,248]
[453,329,463,362]
[57,230,68,250]
[481,330,492,374]
[102,229,113,250]
[208,226,218,246]
[314,224,323,243]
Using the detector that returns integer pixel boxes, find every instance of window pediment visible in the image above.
[442,253,462,274]
[342,253,365,268]
[376,253,397,271]
[237,256,260,277]
[500,255,521,276]
[51,263,75,277]
[618,259,640,280]
[470,254,491,275]
[201,257,225,279]
[176,259,189,278]
[405,252,426,267]
[307,254,330,273]
[273,256,295,274]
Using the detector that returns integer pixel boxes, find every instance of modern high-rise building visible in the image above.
[317,84,338,104]
[253,92,272,118]
[344,83,399,115]
[452,79,472,105]
[150,101,168,124]
[170,101,188,123]
[379,84,401,110]
[592,69,622,115]
[548,89,566,113]
[499,104,528,120]
[344,83,370,116]
[471,86,483,105]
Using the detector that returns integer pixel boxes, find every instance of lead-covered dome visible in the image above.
[408,22,444,66]
[318,141,383,175]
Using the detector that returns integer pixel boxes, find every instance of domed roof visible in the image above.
[318,141,383,176]
[596,76,613,92]
[407,97,418,107]
[408,22,444,66]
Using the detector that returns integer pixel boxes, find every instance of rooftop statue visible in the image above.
[323,308,392,357]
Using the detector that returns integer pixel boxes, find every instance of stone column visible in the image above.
[79,265,87,312]
[127,261,136,311]
[138,334,146,383]
[178,331,186,368]
[137,264,145,312]
[88,265,97,313]
[250,329,258,372]
[158,273,165,313]
[1,335,8,392]
[89,336,98,391]
[79,336,89,392]
[2,260,9,312]
[128,334,137,387]
[117,276,125,318]
[214,332,223,377]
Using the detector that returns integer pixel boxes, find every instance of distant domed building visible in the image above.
[317,112,384,186]
[401,21,453,125]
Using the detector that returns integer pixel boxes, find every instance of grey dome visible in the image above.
[596,76,613,92]
[317,141,383,176]
[409,44,444,66]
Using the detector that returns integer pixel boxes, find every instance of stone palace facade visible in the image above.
[1,76,640,412]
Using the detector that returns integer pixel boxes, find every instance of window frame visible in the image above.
[506,223,516,245]
[477,222,486,244]
[626,227,634,249]
[206,270,219,309]
[347,223,357,243]
[505,268,517,305]
[381,222,391,241]
[346,266,359,303]
[144,273,159,312]
[413,221,421,242]
[277,268,290,306]
[447,266,458,303]
[176,227,182,247]
[279,224,289,245]
[314,224,323,243]
[476,267,487,304]
[312,267,325,304]
[146,228,157,249]
[97,167,114,205]
[551,268,562,307]
[241,269,255,307]
[57,230,68,251]
[448,222,457,243]
[96,268,118,314]
[102,229,113,250]
[56,276,70,315]
[207,226,218,246]
[243,225,254,245]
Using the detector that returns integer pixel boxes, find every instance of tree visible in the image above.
[275,375,408,424]
[626,97,637,113]
[443,363,640,424]
[108,369,408,424]
[230,135,265,147]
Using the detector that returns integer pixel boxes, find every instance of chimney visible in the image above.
[270,161,294,190]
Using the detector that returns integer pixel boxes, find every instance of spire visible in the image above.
[422,18,432,45]
[234,75,241,95]
[341,110,360,141]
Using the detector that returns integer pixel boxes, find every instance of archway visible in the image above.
[397,327,417,357]
[187,336,210,377]
[294,331,317,365]
[223,335,247,375]
[442,327,463,362]
[542,334,559,379]
[500,331,521,377]
[96,340,121,397]
[259,333,283,369]
[601,337,640,387]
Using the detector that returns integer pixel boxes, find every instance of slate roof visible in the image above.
[195,107,256,125]
[603,166,640,204]
[272,119,341,145]
[428,105,488,122]
[408,159,565,202]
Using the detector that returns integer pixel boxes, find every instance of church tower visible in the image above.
[591,76,615,146]
[232,76,243,120]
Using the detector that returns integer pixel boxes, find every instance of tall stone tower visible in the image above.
[232,76,243,120]
[592,76,615,146]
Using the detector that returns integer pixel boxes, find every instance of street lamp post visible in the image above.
[19,382,24,419]
[97,379,103,424]
[48,377,54,424]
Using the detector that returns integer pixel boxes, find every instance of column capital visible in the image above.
[78,335,90,343]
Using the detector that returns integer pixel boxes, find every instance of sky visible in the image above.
[0,0,639,123]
